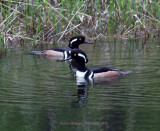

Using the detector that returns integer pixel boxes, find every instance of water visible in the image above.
[0,39,160,131]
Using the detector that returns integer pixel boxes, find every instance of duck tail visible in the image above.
[29,50,43,55]
[120,71,133,75]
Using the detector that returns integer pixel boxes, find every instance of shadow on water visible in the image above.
[0,39,160,131]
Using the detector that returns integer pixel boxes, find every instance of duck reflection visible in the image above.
[71,77,93,107]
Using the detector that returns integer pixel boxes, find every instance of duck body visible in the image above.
[29,35,92,60]
[75,66,122,79]
[42,47,70,59]
[70,49,131,79]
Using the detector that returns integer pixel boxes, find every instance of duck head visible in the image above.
[70,49,88,63]
[69,35,92,49]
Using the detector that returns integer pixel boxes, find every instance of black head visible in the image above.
[70,49,88,63]
[69,35,92,49]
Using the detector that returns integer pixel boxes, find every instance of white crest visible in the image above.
[78,53,87,62]
[70,38,77,45]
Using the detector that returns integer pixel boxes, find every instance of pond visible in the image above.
[0,38,160,131]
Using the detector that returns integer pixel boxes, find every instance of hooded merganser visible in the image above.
[69,49,131,79]
[29,35,92,60]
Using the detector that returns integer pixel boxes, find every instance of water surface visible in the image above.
[0,39,160,131]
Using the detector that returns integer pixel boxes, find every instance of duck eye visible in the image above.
[79,38,82,41]
[74,54,77,56]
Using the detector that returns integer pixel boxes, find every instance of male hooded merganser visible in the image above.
[29,35,92,60]
[69,49,131,79]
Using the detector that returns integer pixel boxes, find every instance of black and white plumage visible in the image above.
[29,35,92,60]
[70,49,132,79]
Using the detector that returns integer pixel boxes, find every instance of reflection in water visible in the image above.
[71,77,91,107]
[72,85,88,106]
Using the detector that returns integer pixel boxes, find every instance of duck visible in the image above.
[69,49,131,79]
[29,35,92,60]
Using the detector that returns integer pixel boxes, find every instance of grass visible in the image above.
[0,0,160,53]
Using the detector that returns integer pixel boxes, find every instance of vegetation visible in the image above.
[0,0,160,53]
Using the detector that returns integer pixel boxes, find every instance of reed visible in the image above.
[0,34,6,54]
[0,0,159,53]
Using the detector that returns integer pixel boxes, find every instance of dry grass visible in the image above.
[0,0,160,53]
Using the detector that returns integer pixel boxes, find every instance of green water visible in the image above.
[0,39,160,131]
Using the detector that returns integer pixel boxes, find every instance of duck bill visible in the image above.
[84,41,93,44]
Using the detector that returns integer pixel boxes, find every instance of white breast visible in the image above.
[76,70,87,77]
